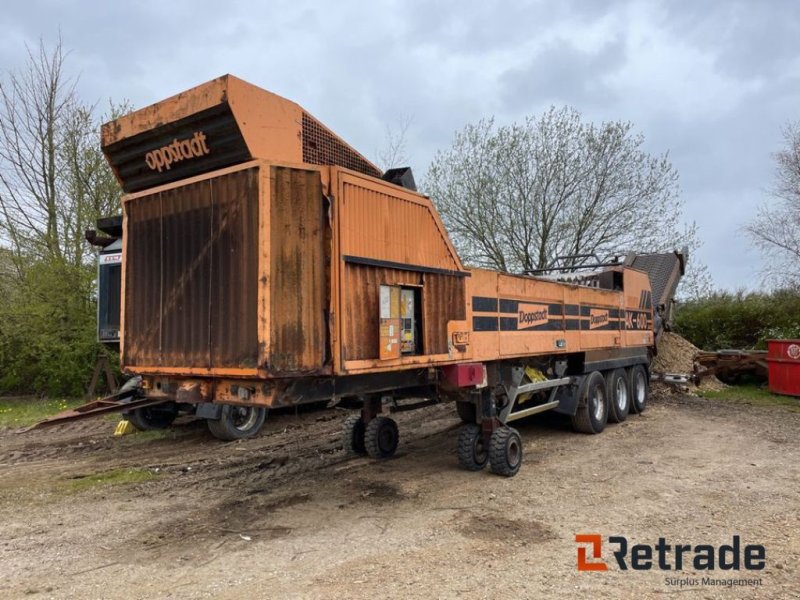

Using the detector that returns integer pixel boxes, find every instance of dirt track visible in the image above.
[1,391,798,599]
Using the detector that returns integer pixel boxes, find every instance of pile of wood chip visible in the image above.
[652,332,727,393]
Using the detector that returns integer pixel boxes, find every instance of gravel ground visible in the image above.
[0,390,798,599]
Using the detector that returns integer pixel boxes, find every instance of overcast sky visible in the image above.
[1,0,797,290]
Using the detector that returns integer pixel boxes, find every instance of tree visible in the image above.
[0,37,124,396]
[424,107,709,296]
[746,121,800,286]
[0,37,122,273]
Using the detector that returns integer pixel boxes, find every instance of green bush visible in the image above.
[0,259,112,397]
[674,288,800,350]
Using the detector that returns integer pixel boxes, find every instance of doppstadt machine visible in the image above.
[32,75,686,476]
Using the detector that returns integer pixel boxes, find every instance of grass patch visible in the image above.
[700,385,800,410]
[65,468,159,492]
[0,396,84,428]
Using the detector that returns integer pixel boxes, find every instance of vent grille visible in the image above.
[301,113,382,178]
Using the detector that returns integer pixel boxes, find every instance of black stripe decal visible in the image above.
[507,319,565,332]
[579,306,621,318]
[499,317,518,331]
[472,296,498,312]
[472,316,498,331]
[498,299,566,315]
[581,322,622,331]
[565,319,581,330]
[499,299,517,313]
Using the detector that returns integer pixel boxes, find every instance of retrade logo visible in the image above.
[576,534,608,571]
[787,344,800,359]
[144,131,210,172]
[517,303,549,329]
[575,534,766,572]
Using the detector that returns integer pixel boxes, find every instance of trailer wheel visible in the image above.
[571,371,608,434]
[364,416,399,459]
[629,365,649,414]
[207,404,267,441]
[126,403,178,431]
[342,414,367,455]
[607,369,630,423]
[456,400,477,423]
[488,426,522,477]
[456,424,488,471]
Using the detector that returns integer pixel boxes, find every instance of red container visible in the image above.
[767,340,800,397]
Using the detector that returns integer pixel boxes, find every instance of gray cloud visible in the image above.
[499,36,627,111]
[0,0,796,290]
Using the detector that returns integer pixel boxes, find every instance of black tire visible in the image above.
[571,371,608,434]
[364,416,399,459]
[488,426,523,477]
[629,364,649,414]
[125,402,178,431]
[342,414,366,455]
[607,368,630,423]
[456,400,477,424]
[456,424,488,471]
[207,404,267,441]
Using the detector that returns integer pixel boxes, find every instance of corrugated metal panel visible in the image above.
[342,264,465,360]
[422,272,467,354]
[269,167,328,373]
[340,178,462,272]
[124,168,259,368]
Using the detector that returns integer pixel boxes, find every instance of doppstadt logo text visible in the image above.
[144,131,210,172]
[517,303,549,328]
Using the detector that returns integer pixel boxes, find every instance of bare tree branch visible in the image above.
[0,37,124,274]
[376,113,413,171]
[745,121,800,287]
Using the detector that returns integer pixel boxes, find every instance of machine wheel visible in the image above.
[629,365,649,414]
[607,369,630,423]
[488,426,523,477]
[207,404,267,441]
[126,402,178,431]
[571,371,608,434]
[364,416,399,459]
[342,414,366,455]
[456,400,477,424]
[456,424,488,471]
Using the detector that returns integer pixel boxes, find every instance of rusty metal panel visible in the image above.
[341,264,465,361]
[422,272,467,354]
[269,166,327,373]
[124,167,259,369]
[338,173,464,274]
[210,170,260,367]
